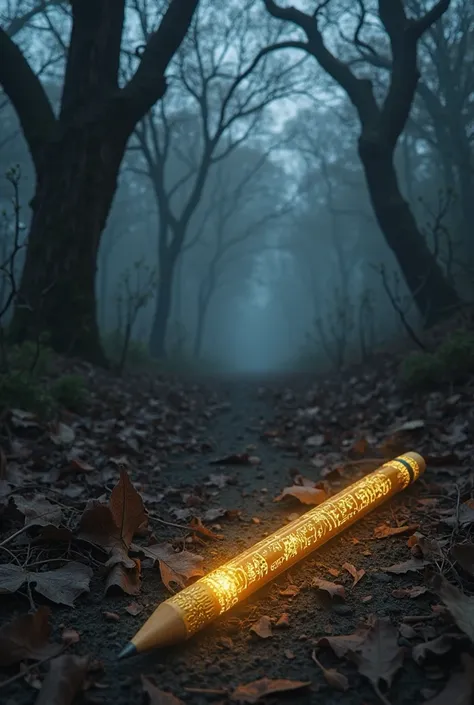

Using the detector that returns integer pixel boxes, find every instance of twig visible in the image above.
[373,682,392,705]
[148,512,192,531]
[0,644,68,691]
[184,688,228,695]
[0,523,31,547]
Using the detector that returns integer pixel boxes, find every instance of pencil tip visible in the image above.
[118,642,137,660]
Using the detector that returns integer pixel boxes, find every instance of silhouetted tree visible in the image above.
[0,0,199,362]
[263,0,461,326]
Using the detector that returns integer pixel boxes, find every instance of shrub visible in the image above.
[400,329,474,390]
[0,372,55,417]
[51,374,87,412]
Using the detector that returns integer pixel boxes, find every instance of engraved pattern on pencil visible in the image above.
[171,583,216,634]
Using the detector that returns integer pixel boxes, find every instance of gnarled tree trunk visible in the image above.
[12,123,127,363]
[359,136,459,325]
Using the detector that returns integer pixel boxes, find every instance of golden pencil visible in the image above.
[118,451,425,658]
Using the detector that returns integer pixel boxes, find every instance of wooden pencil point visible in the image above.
[126,452,426,656]
[117,642,137,660]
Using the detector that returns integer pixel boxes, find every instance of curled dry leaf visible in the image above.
[312,577,345,600]
[230,678,311,703]
[274,486,327,506]
[412,635,455,664]
[0,561,93,607]
[312,651,349,692]
[431,575,474,642]
[105,560,141,596]
[279,584,299,597]
[49,422,75,446]
[0,607,61,666]
[342,562,365,587]
[189,516,223,541]
[125,602,143,616]
[374,523,419,539]
[138,543,204,592]
[209,453,250,466]
[141,675,185,705]
[352,617,404,691]
[35,654,89,705]
[250,616,273,639]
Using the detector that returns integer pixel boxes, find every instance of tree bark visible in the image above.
[0,0,199,362]
[11,121,127,362]
[358,136,459,324]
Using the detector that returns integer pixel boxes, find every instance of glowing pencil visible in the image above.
[118,451,425,658]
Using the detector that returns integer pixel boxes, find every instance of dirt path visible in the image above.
[0,375,461,704]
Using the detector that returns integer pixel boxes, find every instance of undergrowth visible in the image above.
[400,329,474,390]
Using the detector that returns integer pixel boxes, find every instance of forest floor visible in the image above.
[0,355,473,705]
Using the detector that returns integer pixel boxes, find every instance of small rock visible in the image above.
[332,604,353,616]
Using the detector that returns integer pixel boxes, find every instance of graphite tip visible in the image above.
[117,642,137,660]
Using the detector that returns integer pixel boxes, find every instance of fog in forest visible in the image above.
[1,0,473,376]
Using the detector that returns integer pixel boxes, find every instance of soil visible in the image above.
[0,369,467,705]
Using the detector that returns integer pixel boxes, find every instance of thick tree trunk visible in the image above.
[11,122,127,363]
[359,135,460,325]
[149,261,174,358]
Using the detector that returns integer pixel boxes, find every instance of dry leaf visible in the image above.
[279,584,299,597]
[139,543,204,591]
[12,496,62,527]
[142,675,185,705]
[61,628,80,645]
[383,558,429,574]
[0,607,61,666]
[189,516,223,540]
[209,453,250,466]
[125,602,143,616]
[274,486,327,506]
[105,560,141,595]
[311,650,349,691]
[352,617,404,690]
[374,523,419,539]
[275,613,290,629]
[109,467,148,546]
[316,627,369,658]
[423,654,474,705]
[392,586,428,599]
[432,575,474,642]
[250,616,273,639]
[35,655,89,705]
[230,678,311,703]
[412,635,455,664]
[342,562,365,586]
[0,561,93,607]
[312,577,345,599]
[49,422,75,446]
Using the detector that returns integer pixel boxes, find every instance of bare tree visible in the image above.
[130,0,307,357]
[262,0,461,327]
[0,0,200,363]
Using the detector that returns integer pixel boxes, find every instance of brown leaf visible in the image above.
[0,561,93,607]
[423,654,474,705]
[311,651,349,692]
[383,558,429,574]
[374,523,418,539]
[452,543,474,577]
[342,562,365,586]
[142,675,185,705]
[125,601,143,616]
[139,543,204,591]
[412,635,455,664]
[0,607,61,666]
[392,586,428,599]
[189,516,223,540]
[109,466,148,546]
[352,617,404,690]
[274,485,327,506]
[230,678,311,703]
[432,575,474,642]
[105,560,141,596]
[61,628,80,645]
[312,577,345,599]
[317,627,369,658]
[250,616,273,639]
[279,584,299,597]
[35,655,89,705]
